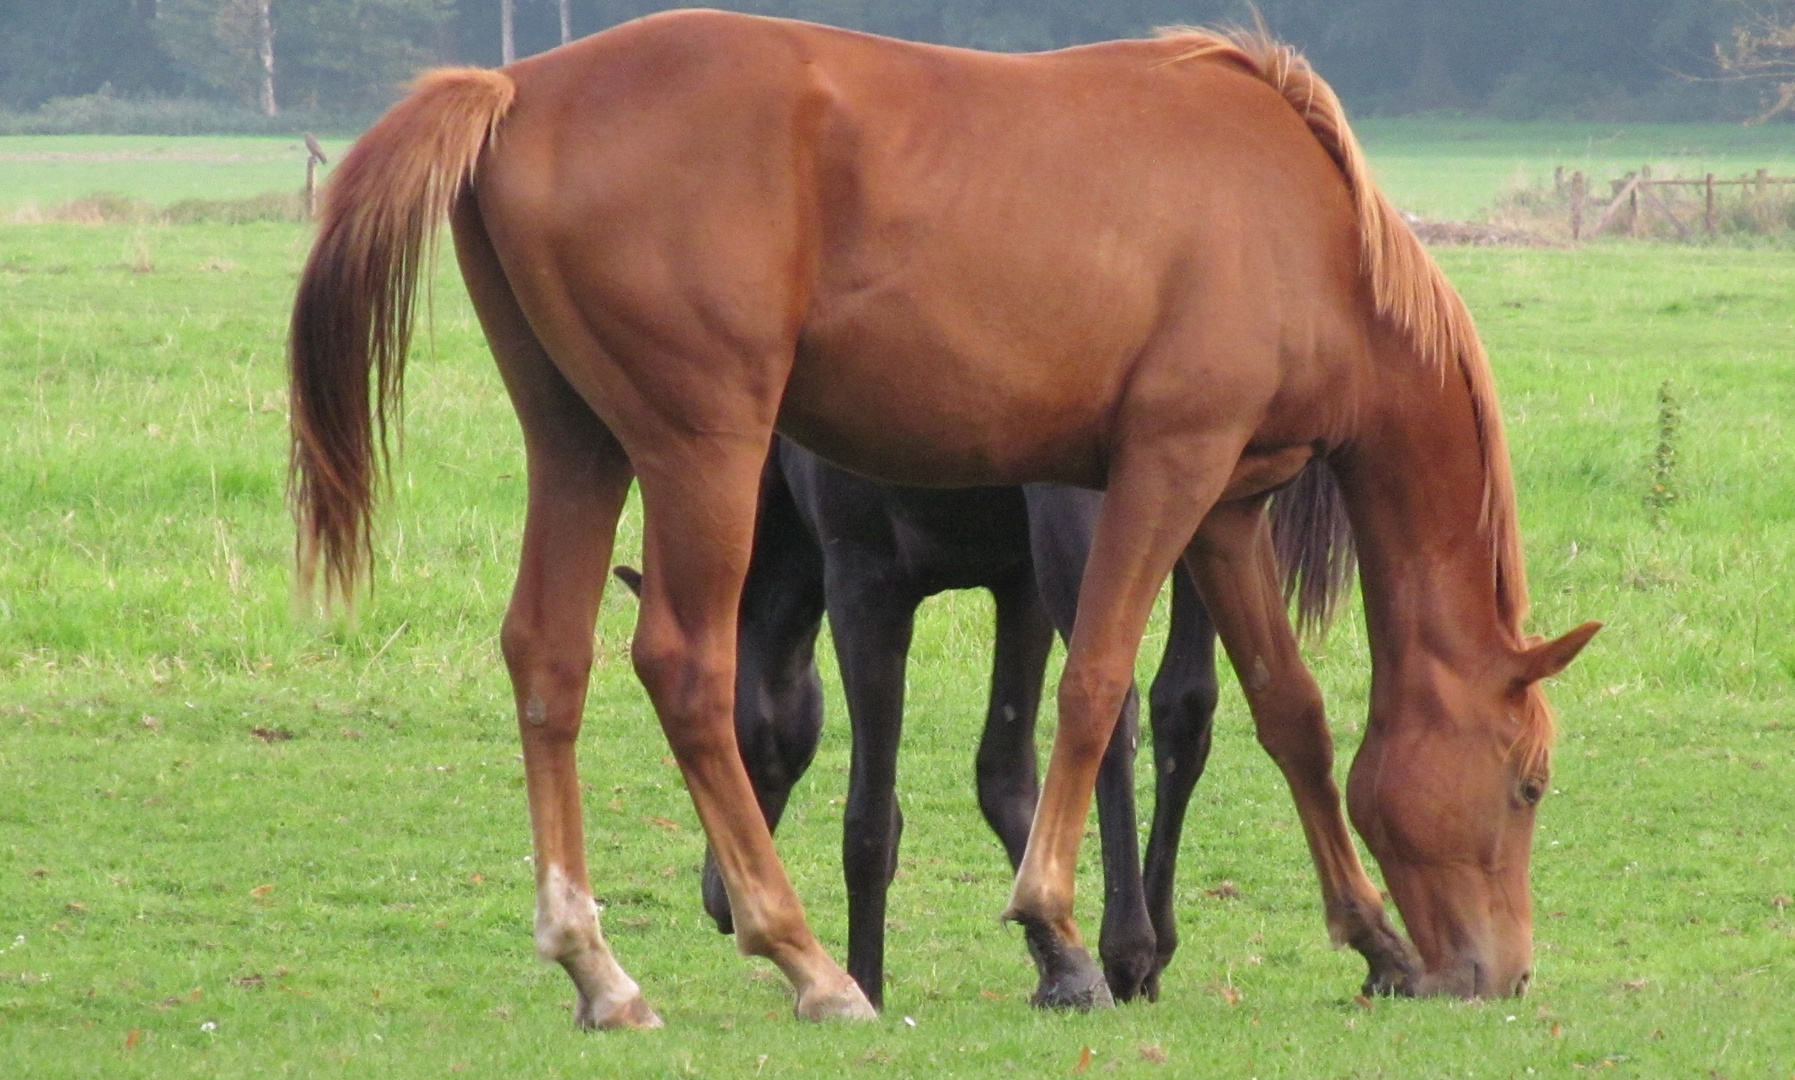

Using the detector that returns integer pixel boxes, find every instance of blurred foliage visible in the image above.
[0,1,1783,122]
[1714,1,1795,120]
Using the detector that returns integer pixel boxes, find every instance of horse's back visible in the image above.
[479,10,1371,487]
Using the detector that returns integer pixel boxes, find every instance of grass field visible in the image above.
[2,129,1794,1078]
[0,136,352,216]
[1357,118,1795,219]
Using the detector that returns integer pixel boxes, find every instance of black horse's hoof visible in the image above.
[1101,953,1155,1004]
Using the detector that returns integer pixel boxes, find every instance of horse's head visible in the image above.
[1347,621,1599,998]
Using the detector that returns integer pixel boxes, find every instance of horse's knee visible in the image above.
[1054,664,1135,759]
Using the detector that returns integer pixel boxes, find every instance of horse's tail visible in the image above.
[1268,461,1354,639]
[288,67,516,608]
[1161,25,1529,632]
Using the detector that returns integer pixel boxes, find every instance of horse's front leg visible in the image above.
[1023,485,1156,1004]
[1006,450,1234,1010]
[1183,501,1420,996]
[632,446,874,1022]
[1139,566,1221,1001]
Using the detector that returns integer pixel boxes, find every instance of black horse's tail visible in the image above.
[1268,460,1356,639]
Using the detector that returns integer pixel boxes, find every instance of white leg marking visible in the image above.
[535,864,651,1027]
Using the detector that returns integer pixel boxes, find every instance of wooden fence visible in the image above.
[1558,165,1795,240]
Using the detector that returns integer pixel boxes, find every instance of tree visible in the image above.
[1716,2,1795,120]
[281,0,456,113]
[0,0,178,109]
[156,0,279,115]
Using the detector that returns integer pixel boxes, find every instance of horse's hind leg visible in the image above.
[1184,501,1418,995]
[632,448,874,1022]
[826,568,919,1012]
[454,206,657,1030]
[702,450,828,935]
[1139,567,1221,1001]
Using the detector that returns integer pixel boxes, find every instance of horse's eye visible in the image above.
[1518,778,1546,806]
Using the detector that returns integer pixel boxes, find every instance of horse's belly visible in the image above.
[777,324,1119,490]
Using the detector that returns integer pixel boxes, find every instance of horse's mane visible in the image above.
[1159,27,1542,760]
[1159,27,1529,629]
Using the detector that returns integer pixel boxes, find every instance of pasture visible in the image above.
[2,130,1794,1077]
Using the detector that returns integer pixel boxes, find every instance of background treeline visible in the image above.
[0,1,1779,127]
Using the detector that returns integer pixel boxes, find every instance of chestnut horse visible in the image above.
[289,11,1599,1026]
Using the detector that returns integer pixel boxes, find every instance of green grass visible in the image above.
[2,163,1794,1074]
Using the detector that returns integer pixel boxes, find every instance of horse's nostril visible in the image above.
[1513,970,1531,996]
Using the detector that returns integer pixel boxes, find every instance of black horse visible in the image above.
[620,437,1238,1009]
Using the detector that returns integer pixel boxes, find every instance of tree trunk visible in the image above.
[255,0,276,117]
[501,0,516,64]
[560,0,572,45]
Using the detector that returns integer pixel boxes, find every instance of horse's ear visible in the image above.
[612,565,643,598]
[1517,621,1601,685]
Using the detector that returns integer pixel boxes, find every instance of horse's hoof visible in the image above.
[795,980,878,1022]
[1102,955,1154,1004]
[1351,922,1420,998]
[576,990,664,1030]
[1031,947,1116,1012]
[1362,962,1417,998]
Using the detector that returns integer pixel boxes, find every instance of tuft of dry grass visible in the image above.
[7,189,304,226]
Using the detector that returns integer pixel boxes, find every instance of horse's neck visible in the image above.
[1337,356,1516,709]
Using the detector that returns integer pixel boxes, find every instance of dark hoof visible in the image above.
[1362,961,1417,998]
[1020,920,1114,1011]
[1101,953,1155,1004]
[1351,922,1420,997]
[1032,949,1115,1011]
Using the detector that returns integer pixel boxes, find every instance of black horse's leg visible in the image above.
[695,451,828,934]
[828,572,918,1012]
[1139,566,1220,1000]
[1022,485,1157,1004]
[975,573,1054,869]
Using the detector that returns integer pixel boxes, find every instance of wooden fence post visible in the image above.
[1631,165,1648,237]
[1571,170,1585,240]
[1705,173,1716,235]
[1757,167,1769,199]
[303,133,328,221]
